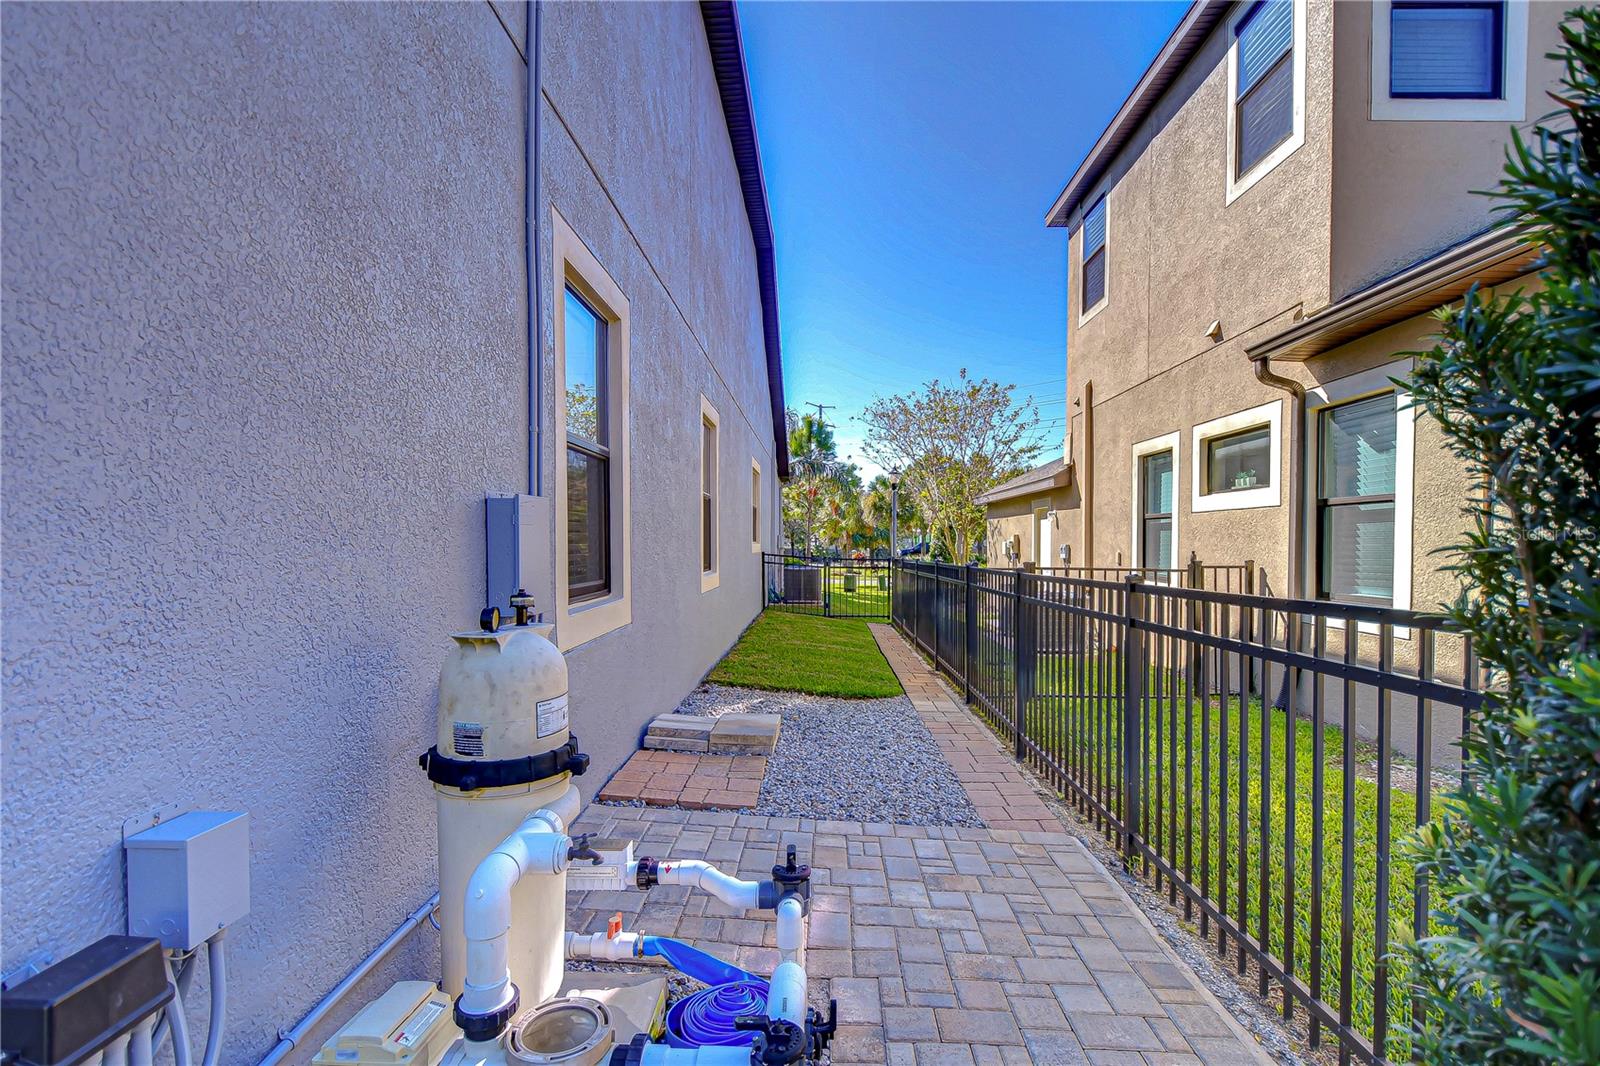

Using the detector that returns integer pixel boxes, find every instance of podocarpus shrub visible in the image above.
[1402,9,1600,1064]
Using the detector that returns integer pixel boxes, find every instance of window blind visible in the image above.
[1238,0,1293,93]
[1391,3,1501,98]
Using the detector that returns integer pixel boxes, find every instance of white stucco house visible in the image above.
[1,3,786,1061]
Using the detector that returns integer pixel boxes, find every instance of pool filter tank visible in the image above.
[310,596,838,1066]
[419,597,590,1007]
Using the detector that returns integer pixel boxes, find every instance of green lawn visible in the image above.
[708,611,902,698]
[766,563,892,618]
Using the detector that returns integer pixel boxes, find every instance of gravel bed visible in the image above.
[674,683,984,827]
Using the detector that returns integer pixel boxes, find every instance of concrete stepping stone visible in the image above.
[643,712,779,755]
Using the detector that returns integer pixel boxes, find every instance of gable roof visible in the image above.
[700,1,790,478]
[1045,1,1230,228]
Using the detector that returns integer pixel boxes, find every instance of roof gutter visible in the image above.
[699,1,790,479]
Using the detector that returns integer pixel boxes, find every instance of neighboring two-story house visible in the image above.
[992,0,1560,625]
[3,3,784,1060]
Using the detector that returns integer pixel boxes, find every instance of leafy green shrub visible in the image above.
[1402,10,1600,1063]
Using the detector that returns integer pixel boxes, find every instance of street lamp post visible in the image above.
[889,467,900,560]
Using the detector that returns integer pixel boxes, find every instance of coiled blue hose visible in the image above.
[664,980,771,1047]
[638,937,771,1048]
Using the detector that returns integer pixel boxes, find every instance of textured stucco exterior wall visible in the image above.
[2,3,776,1063]
[1330,0,1568,297]
[984,487,1074,568]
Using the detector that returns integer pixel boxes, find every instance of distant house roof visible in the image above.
[978,457,1073,506]
[1045,1,1229,228]
[700,1,789,478]
[1246,226,1544,362]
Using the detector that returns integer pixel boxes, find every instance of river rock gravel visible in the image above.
[674,683,984,827]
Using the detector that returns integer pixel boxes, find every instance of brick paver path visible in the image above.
[567,805,1271,1065]
[869,624,1059,833]
[596,751,767,809]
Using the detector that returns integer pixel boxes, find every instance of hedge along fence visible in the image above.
[892,561,1481,1066]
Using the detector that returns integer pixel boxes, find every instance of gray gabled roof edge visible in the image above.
[701,1,790,479]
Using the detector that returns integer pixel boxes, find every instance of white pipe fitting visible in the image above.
[767,960,807,1027]
[563,930,653,963]
[459,809,571,1017]
[634,1045,753,1066]
[629,859,762,910]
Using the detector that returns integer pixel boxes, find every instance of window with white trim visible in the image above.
[1225,0,1306,202]
[1080,197,1108,318]
[700,398,720,592]
[1371,0,1527,120]
[1315,392,1397,606]
[1140,451,1175,570]
[553,207,631,651]
[751,459,762,552]
[564,286,610,602]
[1191,399,1284,515]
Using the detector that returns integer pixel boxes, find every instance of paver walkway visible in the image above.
[598,751,768,809]
[869,624,1057,833]
[566,626,1272,1065]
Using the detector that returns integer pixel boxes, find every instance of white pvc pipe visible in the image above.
[459,809,571,1018]
[768,894,807,1027]
[199,935,227,1066]
[102,1035,130,1066]
[774,895,805,968]
[636,1046,751,1066]
[629,860,762,910]
[163,956,193,1066]
[564,930,654,963]
[129,1018,155,1066]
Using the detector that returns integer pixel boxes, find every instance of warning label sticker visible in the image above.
[537,692,569,738]
[393,999,445,1048]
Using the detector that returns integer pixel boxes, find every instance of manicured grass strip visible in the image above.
[708,611,902,698]
[765,567,893,618]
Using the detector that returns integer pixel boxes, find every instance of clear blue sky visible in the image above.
[738,0,1186,478]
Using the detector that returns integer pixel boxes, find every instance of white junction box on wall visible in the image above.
[485,493,553,618]
[125,811,250,950]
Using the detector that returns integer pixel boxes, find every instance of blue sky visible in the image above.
[738,0,1186,478]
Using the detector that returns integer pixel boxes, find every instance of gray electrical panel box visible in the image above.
[485,494,553,619]
[125,811,250,950]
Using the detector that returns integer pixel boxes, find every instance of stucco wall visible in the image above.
[2,4,776,1063]
[1329,0,1569,297]
[984,487,1074,568]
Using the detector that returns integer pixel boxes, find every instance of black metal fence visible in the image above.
[891,561,1481,1066]
[762,553,892,618]
[1037,552,1256,595]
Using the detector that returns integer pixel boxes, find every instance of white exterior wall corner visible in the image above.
[2,4,777,1064]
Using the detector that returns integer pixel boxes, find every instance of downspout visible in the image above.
[1251,353,1305,598]
[526,0,543,496]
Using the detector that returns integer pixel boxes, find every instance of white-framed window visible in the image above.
[700,396,720,593]
[1079,196,1109,323]
[553,207,631,651]
[1304,362,1415,614]
[1191,400,1283,512]
[751,458,763,553]
[1371,0,1528,121]
[1131,431,1180,573]
[1225,0,1307,204]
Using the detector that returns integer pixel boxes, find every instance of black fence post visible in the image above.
[1121,575,1144,859]
[1013,569,1034,761]
[964,565,977,702]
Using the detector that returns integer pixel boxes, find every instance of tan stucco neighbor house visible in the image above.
[996,0,1562,627]
[4,4,786,1060]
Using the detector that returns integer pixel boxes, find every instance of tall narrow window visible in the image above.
[701,404,719,584]
[1081,197,1108,314]
[564,287,609,602]
[1140,451,1174,570]
[1316,393,1397,605]
[751,461,762,550]
[1234,0,1295,176]
[1389,1,1503,98]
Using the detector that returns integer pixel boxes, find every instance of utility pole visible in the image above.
[804,401,835,429]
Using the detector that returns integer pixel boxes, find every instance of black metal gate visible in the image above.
[761,553,891,619]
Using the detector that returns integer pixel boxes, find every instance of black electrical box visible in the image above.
[1,936,172,1066]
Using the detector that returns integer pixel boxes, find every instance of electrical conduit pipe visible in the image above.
[458,809,571,1029]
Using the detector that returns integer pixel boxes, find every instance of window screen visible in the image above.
[1390,1,1503,99]
[1081,198,1108,311]
[1235,0,1294,175]
[565,287,610,601]
[1140,451,1174,570]
[1316,393,1398,605]
[1205,426,1272,494]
